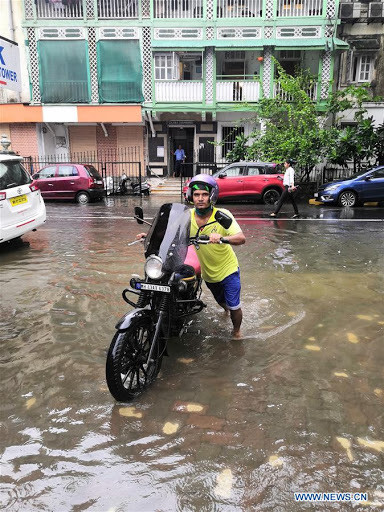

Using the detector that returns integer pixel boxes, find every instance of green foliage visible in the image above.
[236,62,383,178]
[225,133,249,163]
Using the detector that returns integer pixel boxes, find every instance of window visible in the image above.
[247,167,261,176]
[154,53,179,80]
[0,162,31,190]
[37,166,56,178]
[224,166,243,177]
[352,55,373,83]
[38,41,90,103]
[58,166,77,177]
[97,40,143,103]
[370,169,384,179]
[221,126,244,158]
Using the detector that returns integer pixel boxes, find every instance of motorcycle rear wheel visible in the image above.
[106,318,163,401]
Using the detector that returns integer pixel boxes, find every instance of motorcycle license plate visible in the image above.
[140,283,171,293]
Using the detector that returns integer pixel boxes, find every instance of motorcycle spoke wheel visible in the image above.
[106,319,163,402]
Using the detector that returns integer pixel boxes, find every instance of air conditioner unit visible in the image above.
[339,2,362,19]
[368,2,384,18]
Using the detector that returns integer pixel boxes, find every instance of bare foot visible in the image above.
[231,330,242,339]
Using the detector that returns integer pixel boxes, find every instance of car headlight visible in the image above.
[144,255,163,280]
[323,185,340,192]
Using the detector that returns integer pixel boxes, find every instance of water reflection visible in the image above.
[1,201,383,510]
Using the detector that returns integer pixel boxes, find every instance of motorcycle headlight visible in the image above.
[144,255,164,280]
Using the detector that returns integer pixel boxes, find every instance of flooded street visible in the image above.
[1,196,384,511]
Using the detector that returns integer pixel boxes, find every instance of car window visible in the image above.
[85,165,102,179]
[246,167,262,176]
[0,161,32,190]
[370,169,384,179]
[224,166,243,177]
[58,165,78,177]
[264,165,279,175]
[37,166,56,179]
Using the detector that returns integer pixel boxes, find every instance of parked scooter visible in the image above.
[120,173,151,196]
[105,202,232,402]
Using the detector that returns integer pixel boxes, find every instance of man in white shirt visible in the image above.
[270,159,300,218]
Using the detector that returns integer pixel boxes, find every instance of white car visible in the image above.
[0,143,46,244]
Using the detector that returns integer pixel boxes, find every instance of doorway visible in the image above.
[169,127,194,177]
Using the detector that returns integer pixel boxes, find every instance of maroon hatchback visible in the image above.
[32,164,105,204]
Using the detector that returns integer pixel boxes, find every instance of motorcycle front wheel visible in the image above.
[106,318,163,402]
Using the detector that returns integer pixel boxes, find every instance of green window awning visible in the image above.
[97,40,143,103]
[38,40,90,103]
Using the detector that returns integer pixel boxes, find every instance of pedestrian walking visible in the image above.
[270,159,300,218]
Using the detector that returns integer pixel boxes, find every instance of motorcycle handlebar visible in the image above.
[190,235,230,244]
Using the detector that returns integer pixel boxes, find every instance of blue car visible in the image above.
[315,166,384,207]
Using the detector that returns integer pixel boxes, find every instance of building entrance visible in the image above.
[169,127,194,177]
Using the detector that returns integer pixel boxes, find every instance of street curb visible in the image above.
[308,199,379,206]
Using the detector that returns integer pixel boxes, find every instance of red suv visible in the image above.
[32,164,105,204]
[183,162,284,204]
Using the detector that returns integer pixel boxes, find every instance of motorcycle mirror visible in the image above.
[214,210,232,229]
[134,206,144,224]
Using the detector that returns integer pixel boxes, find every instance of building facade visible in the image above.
[337,0,384,127]
[0,0,355,176]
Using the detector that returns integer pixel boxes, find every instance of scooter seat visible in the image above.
[183,245,201,277]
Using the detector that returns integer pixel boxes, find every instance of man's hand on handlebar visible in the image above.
[209,233,224,244]
[136,232,147,240]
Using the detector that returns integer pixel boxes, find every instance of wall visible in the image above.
[9,123,39,157]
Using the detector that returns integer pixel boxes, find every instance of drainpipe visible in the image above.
[8,0,22,102]
[100,123,108,137]
[8,0,15,41]
[146,112,156,138]
[44,123,56,138]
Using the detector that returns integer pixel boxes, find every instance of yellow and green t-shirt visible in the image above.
[190,207,242,283]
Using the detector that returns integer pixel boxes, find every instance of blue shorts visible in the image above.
[205,269,241,310]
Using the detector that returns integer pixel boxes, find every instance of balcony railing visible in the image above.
[273,81,318,101]
[155,81,203,102]
[216,78,260,102]
[35,0,84,19]
[153,0,203,18]
[98,0,138,18]
[276,0,323,17]
[217,0,262,18]
[34,0,138,19]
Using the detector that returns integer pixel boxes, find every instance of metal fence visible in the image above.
[23,147,143,196]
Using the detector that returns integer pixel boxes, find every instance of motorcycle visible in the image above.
[105,202,232,402]
[120,174,151,196]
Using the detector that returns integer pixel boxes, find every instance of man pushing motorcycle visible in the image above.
[137,174,246,338]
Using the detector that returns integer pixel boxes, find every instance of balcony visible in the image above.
[153,0,203,18]
[34,0,138,19]
[154,81,203,102]
[35,0,84,19]
[276,0,323,17]
[273,81,318,101]
[216,77,260,102]
[217,0,262,18]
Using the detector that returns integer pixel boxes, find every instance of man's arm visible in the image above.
[209,231,245,245]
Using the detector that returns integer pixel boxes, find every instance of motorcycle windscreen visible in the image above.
[144,203,191,272]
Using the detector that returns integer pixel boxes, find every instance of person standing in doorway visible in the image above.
[270,159,300,218]
[174,145,186,177]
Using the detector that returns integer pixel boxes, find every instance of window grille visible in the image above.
[221,126,244,158]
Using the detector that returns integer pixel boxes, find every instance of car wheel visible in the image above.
[338,190,357,207]
[76,191,90,204]
[262,189,281,205]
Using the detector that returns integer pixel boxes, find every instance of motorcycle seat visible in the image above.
[183,245,201,277]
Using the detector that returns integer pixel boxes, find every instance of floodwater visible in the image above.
[1,196,383,511]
